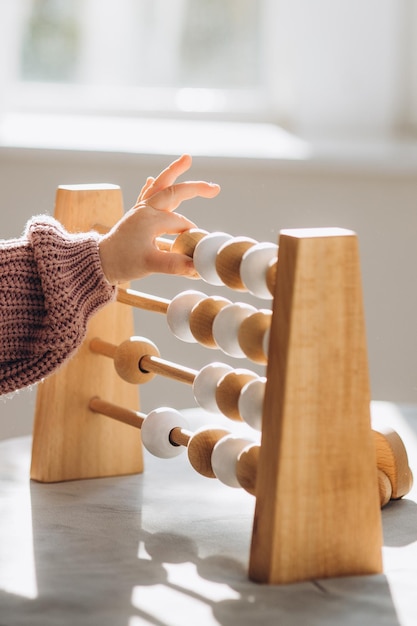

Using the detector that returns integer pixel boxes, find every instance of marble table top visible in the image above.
[1,402,417,626]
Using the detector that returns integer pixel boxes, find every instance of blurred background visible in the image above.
[0,0,417,439]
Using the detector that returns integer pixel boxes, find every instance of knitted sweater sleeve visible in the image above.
[0,216,116,395]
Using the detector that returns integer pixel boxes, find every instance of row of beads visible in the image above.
[89,397,259,493]
[166,289,272,363]
[90,337,266,431]
[89,397,406,507]
[171,229,278,300]
[193,362,265,431]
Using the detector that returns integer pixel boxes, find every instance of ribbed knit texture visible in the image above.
[0,216,116,395]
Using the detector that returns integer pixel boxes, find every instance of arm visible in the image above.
[0,155,220,395]
[0,219,114,395]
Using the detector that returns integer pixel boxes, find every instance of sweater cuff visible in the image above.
[26,215,116,353]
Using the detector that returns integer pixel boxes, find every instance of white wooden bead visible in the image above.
[212,302,257,357]
[240,242,278,299]
[211,435,254,488]
[193,362,233,413]
[238,377,266,431]
[141,407,189,458]
[166,290,206,342]
[193,232,233,285]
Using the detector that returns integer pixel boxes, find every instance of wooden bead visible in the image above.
[211,435,254,488]
[189,296,231,348]
[171,228,208,258]
[113,336,160,384]
[236,443,260,495]
[139,354,196,386]
[193,362,233,413]
[373,427,413,499]
[378,469,392,508]
[266,259,277,295]
[215,236,257,290]
[212,302,257,357]
[240,242,278,299]
[238,377,266,431]
[141,407,189,458]
[166,290,206,342]
[187,427,230,478]
[193,232,233,285]
[215,369,259,421]
[237,309,272,364]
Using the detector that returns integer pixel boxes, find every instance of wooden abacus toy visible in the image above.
[31,184,413,585]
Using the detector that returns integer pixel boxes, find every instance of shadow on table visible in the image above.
[382,497,417,546]
[131,531,402,626]
[0,477,398,626]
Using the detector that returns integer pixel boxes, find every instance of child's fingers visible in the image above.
[140,154,193,201]
[147,249,197,278]
[137,177,155,203]
[152,210,196,236]
[147,180,220,212]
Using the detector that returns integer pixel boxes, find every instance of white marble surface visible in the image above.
[0,402,417,625]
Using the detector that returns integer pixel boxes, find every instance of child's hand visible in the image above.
[98,155,220,285]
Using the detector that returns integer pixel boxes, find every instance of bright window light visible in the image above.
[2,0,273,121]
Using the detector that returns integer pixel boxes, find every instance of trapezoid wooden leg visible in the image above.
[30,184,143,483]
[249,228,383,584]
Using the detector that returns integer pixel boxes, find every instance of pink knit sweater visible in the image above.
[0,216,115,395]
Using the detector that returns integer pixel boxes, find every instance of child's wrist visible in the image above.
[98,237,118,285]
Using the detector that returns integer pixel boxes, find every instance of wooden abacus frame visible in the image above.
[31,184,412,585]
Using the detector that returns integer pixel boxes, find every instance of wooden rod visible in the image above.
[169,427,192,447]
[89,397,145,428]
[89,397,191,448]
[117,287,170,314]
[90,337,197,386]
[140,355,197,385]
[90,337,117,359]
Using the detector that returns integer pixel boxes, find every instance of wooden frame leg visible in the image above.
[249,228,383,584]
[30,185,143,483]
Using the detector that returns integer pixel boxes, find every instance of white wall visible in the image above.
[1,145,417,439]
[267,0,408,135]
